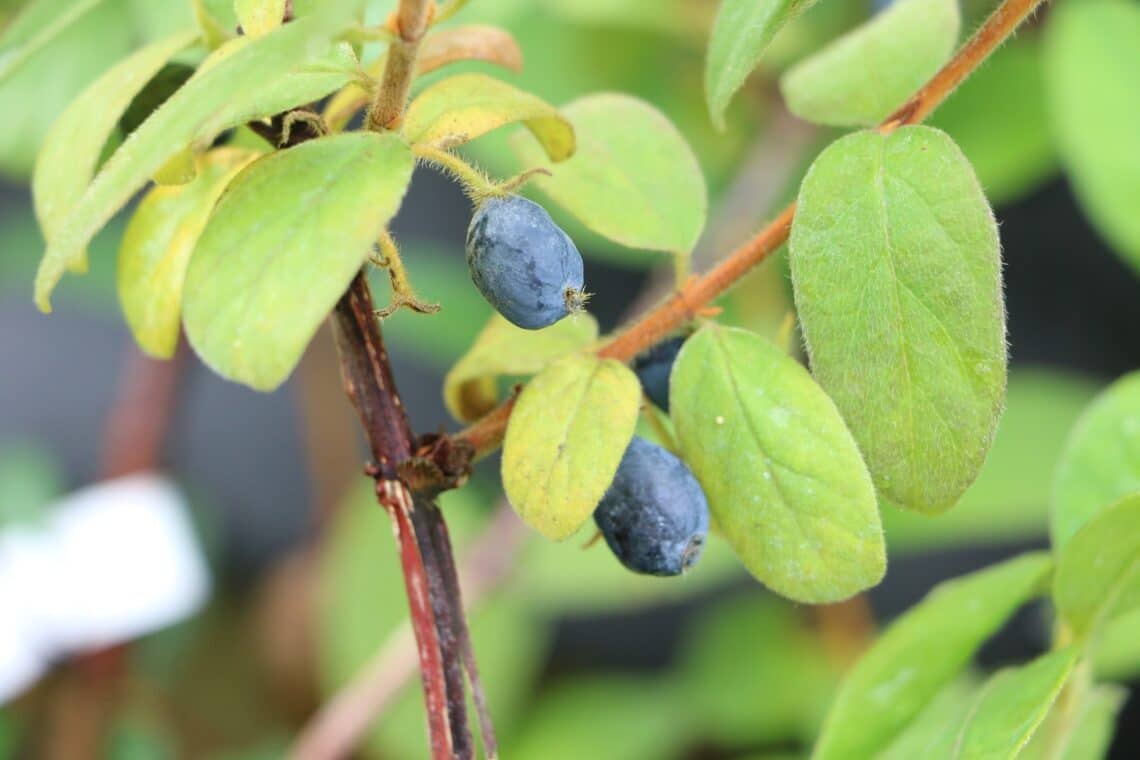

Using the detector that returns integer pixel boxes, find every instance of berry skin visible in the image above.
[632,335,686,412]
[594,436,710,577]
[466,195,586,330]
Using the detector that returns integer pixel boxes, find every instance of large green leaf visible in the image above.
[511,93,707,256]
[501,353,641,541]
[183,132,413,391]
[118,148,259,359]
[704,0,819,129]
[0,0,106,83]
[929,39,1056,205]
[1051,371,1140,549]
[779,0,959,126]
[1021,685,1126,760]
[672,324,884,603]
[1054,493,1140,639]
[812,552,1054,759]
[403,73,574,161]
[33,29,198,263]
[1044,0,1140,270]
[1094,606,1140,681]
[790,126,1006,514]
[951,647,1079,759]
[879,677,981,759]
[33,6,356,311]
[884,370,1098,551]
[443,313,598,422]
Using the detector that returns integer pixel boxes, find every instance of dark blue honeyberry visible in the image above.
[632,335,686,412]
[594,436,710,577]
[466,195,586,329]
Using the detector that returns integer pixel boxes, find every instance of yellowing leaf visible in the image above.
[780,0,960,126]
[672,324,884,603]
[403,73,574,160]
[118,148,260,359]
[511,93,707,256]
[502,354,640,540]
[33,29,198,265]
[444,314,598,422]
[183,133,413,391]
[234,0,286,37]
[790,126,1006,514]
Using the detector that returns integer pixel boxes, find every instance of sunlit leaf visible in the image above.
[672,324,885,603]
[183,133,412,391]
[512,93,707,256]
[118,148,259,359]
[790,126,1006,514]
[813,553,1053,759]
[780,0,959,126]
[501,354,640,540]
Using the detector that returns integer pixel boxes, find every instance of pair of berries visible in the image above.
[465,197,708,577]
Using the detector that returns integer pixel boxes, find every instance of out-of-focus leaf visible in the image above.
[1045,0,1140,270]
[672,324,884,603]
[183,133,412,391]
[1094,606,1140,681]
[512,93,707,256]
[0,445,64,528]
[0,0,107,83]
[884,371,1099,551]
[930,39,1056,205]
[417,24,523,75]
[779,0,959,126]
[1022,685,1126,760]
[879,677,981,759]
[1051,371,1140,549]
[501,354,640,540]
[813,553,1054,759]
[790,126,1005,514]
[444,313,598,422]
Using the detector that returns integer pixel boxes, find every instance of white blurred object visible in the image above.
[0,473,211,703]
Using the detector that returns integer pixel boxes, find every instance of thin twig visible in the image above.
[453,0,1050,459]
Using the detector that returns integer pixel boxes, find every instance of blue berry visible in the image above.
[632,335,687,412]
[594,437,710,577]
[466,196,586,330]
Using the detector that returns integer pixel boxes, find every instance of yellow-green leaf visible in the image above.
[780,0,960,126]
[502,354,640,540]
[0,0,107,83]
[813,553,1054,759]
[33,6,357,311]
[118,148,259,359]
[511,93,707,256]
[790,126,1006,514]
[672,324,885,603]
[33,29,198,264]
[444,313,598,422]
[183,132,413,391]
[234,0,286,37]
[403,72,574,161]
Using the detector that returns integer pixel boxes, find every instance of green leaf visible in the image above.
[704,0,820,129]
[183,132,412,391]
[0,444,64,529]
[672,324,885,603]
[779,0,960,126]
[33,7,357,311]
[1054,493,1140,638]
[1093,606,1140,681]
[511,93,707,256]
[884,370,1099,552]
[0,0,106,83]
[1051,371,1140,549]
[444,313,598,422]
[879,677,981,759]
[929,39,1056,205]
[1022,685,1126,760]
[1044,0,1140,270]
[501,353,641,540]
[33,29,198,262]
[118,147,260,359]
[234,0,286,37]
[790,126,1006,514]
[951,647,1079,759]
[812,552,1054,759]
[403,72,574,161]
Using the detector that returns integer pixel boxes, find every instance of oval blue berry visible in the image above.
[465,195,586,330]
[594,436,710,577]
[632,335,686,412]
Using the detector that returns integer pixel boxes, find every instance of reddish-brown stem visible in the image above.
[454,0,1048,459]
